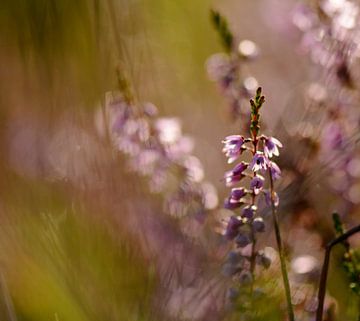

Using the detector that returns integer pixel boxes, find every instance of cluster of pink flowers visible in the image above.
[220,89,283,287]
[223,135,282,240]
[293,0,360,209]
[99,91,218,218]
[207,10,259,122]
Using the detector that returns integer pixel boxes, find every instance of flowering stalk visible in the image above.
[208,9,260,123]
[222,87,291,316]
[99,73,218,220]
[248,88,263,291]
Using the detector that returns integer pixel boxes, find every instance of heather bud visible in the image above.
[252,217,265,232]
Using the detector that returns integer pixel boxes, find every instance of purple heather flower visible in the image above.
[242,205,257,219]
[250,175,265,195]
[231,187,247,200]
[264,190,279,207]
[249,152,268,172]
[224,197,243,210]
[322,121,344,150]
[155,117,182,144]
[227,287,240,301]
[222,135,245,163]
[206,53,231,83]
[224,187,247,209]
[263,136,283,158]
[227,251,243,265]
[222,263,239,277]
[252,217,265,232]
[225,216,243,240]
[235,233,252,247]
[225,162,248,186]
[269,161,281,180]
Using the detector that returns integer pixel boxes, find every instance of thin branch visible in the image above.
[268,169,295,321]
[316,224,360,321]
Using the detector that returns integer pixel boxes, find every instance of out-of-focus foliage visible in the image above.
[0,173,156,321]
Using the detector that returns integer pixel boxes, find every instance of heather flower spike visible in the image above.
[221,87,294,320]
[106,70,218,220]
[250,152,268,171]
[208,9,259,122]
[222,135,245,163]
[263,136,283,157]
[224,161,248,186]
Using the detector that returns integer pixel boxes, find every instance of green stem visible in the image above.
[268,169,294,321]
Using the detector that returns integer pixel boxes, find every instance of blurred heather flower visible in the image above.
[322,121,344,150]
[225,216,243,240]
[155,117,182,144]
[227,287,240,301]
[222,263,240,277]
[208,9,260,123]
[293,0,360,211]
[227,251,244,265]
[103,91,218,220]
[235,233,252,247]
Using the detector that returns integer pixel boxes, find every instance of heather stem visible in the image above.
[268,170,294,321]
[316,224,360,321]
[249,226,257,296]
[249,136,258,296]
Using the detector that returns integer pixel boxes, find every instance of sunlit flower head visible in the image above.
[222,135,245,163]
[224,187,247,209]
[263,136,283,158]
[225,162,248,186]
[225,216,243,240]
[253,217,265,232]
[235,233,252,247]
[269,161,281,180]
[250,175,265,195]
[242,205,257,219]
[250,152,268,171]
[155,117,182,144]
